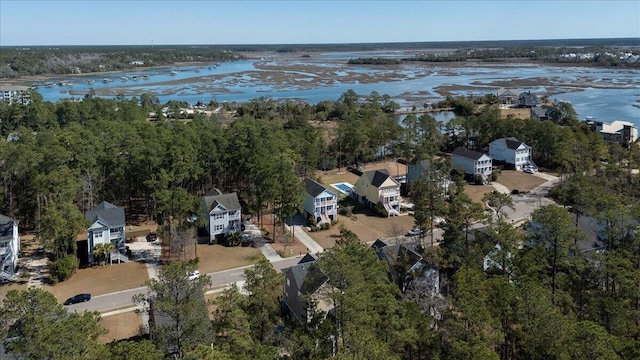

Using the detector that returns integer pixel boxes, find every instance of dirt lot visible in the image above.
[99,311,142,344]
[494,170,547,192]
[45,262,149,302]
[465,184,495,206]
[196,244,262,274]
[500,107,531,119]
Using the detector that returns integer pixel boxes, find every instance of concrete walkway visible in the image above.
[260,244,283,262]
[490,181,511,195]
[244,221,283,261]
[285,223,324,254]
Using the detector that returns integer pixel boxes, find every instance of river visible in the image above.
[32,51,640,125]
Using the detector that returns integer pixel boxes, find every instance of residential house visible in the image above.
[586,119,638,146]
[497,89,520,105]
[451,147,492,181]
[530,105,558,121]
[517,91,541,108]
[283,255,335,325]
[354,169,401,216]
[203,189,242,244]
[489,137,534,170]
[303,177,338,227]
[0,214,20,282]
[406,159,451,195]
[0,86,31,106]
[483,243,514,274]
[85,201,126,264]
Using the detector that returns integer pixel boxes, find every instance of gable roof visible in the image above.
[298,253,318,264]
[491,137,528,150]
[452,147,487,161]
[285,260,328,296]
[204,189,241,212]
[363,169,399,188]
[85,201,125,227]
[497,89,520,97]
[304,178,335,198]
[0,214,15,226]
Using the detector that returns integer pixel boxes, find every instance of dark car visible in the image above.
[64,293,91,305]
[146,232,158,242]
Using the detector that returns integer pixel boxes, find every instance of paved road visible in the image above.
[66,255,304,314]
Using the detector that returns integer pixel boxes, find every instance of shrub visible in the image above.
[50,255,79,282]
[321,223,330,230]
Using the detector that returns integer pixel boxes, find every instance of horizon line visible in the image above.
[2,37,639,48]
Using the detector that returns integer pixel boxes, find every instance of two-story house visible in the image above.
[451,147,492,181]
[406,159,452,196]
[0,214,20,282]
[354,169,401,216]
[586,119,639,146]
[303,178,338,227]
[517,91,541,108]
[497,89,520,105]
[203,189,242,244]
[85,201,126,264]
[283,254,335,325]
[489,137,534,170]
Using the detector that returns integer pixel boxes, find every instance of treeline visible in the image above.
[347,57,403,65]
[0,46,240,78]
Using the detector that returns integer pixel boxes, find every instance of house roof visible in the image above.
[304,178,335,198]
[363,169,399,188]
[85,201,125,227]
[285,260,328,296]
[491,137,529,150]
[497,89,520,97]
[0,214,15,226]
[0,214,15,239]
[452,147,487,160]
[204,190,241,212]
[531,105,556,119]
[298,253,318,264]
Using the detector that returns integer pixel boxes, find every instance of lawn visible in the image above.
[465,184,495,206]
[99,311,142,344]
[45,262,149,303]
[196,244,262,274]
[495,170,547,192]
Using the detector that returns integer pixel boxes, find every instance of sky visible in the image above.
[1,1,639,46]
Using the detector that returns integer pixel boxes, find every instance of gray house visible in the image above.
[203,189,242,244]
[518,91,541,108]
[0,214,20,282]
[85,201,126,264]
[497,89,520,105]
[283,255,335,325]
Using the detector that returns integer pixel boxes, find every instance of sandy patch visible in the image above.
[494,170,547,192]
[99,311,142,343]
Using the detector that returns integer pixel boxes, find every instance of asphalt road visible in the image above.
[66,255,304,313]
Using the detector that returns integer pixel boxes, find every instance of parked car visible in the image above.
[405,228,423,237]
[146,232,158,242]
[523,167,535,174]
[64,293,91,305]
[187,270,200,281]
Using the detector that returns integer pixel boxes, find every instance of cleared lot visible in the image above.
[495,170,547,191]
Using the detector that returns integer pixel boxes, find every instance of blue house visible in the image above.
[85,201,126,264]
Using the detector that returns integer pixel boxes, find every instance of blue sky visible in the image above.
[1,1,639,46]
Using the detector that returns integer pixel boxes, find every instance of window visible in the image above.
[215,224,224,232]
[214,213,225,220]
[94,231,103,238]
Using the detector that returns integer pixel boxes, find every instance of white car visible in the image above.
[523,167,535,174]
[187,270,200,281]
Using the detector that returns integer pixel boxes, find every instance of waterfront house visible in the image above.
[0,86,31,106]
[451,147,492,181]
[85,201,126,264]
[489,137,534,170]
[0,214,20,282]
[283,256,334,325]
[497,89,520,105]
[303,178,337,227]
[517,91,541,108]
[354,169,401,216]
[585,119,638,146]
[203,189,242,244]
[530,105,559,121]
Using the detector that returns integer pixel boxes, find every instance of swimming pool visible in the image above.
[331,182,354,195]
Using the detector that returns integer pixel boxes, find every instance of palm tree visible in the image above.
[92,242,116,265]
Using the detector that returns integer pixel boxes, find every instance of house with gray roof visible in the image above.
[283,255,334,325]
[0,214,19,282]
[203,189,242,244]
[497,89,520,105]
[518,91,541,108]
[303,178,337,227]
[85,201,126,264]
[451,147,492,182]
[354,169,401,216]
[489,137,534,170]
[530,105,559,121]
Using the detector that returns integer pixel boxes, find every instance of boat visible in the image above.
[120,76,129,81]
[45,82,55,88]
[141,75,149,80]
[103,78,112,83]
[87,79,95,84]
[168,71,178,76]
[131,76,138,81]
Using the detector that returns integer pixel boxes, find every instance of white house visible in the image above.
[489,137,533,170]
[451,147,492,180]
[203,189,242,244]
[303,178,337,227]
[85,201,126,264]
[0,214,20,282]
[497,89,520,105]
[588,119,639,146]
[0,86,31,106]
[354,169,401,216]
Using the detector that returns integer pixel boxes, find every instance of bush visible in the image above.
[50,255,79,282]
[490,171,499,182]
[321,223,331,230]
[373,203,388,217]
